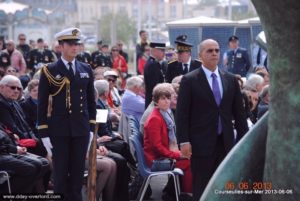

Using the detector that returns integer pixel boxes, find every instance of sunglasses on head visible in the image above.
[6,85,22,91]
[206,48,220,53]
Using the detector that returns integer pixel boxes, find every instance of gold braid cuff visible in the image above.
[89,120,96,124]
[42,65,71,109]
[38,125,48,129]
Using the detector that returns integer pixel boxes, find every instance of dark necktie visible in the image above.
[211,73,222,134]
[183,63,188,74]
[68,62,74,76]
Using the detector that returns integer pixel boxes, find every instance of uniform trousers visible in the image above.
[51,135,89,201]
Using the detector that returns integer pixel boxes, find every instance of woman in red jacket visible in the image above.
[143,83,192,195]
[111,45,128,89]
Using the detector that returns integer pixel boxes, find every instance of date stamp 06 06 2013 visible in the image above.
[214,181,293,195]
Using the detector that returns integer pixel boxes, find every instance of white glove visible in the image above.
[41,137,53,157]
[87,132,94,152]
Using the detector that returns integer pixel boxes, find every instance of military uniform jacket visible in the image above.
[76,51,92,65]
[27,49,55,70]
[227,47,251,77]
[37,59,96,138]
[0,51,10,68]
[166,59,202,83]
[144,56,167,108]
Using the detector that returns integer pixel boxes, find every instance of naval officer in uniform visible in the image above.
[37,27,96,201]
[166,35,201,83]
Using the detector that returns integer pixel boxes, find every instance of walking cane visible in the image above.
[87,123,98,201]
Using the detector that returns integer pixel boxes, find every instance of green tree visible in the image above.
[99,13,136,45]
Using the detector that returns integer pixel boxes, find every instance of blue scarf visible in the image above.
[159,109,177,145]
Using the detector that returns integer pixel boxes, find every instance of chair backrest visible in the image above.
[129,123,152,178]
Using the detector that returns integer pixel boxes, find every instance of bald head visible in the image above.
[198,39,220,71]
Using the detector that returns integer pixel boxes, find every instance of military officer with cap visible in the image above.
[37,27,96,201]
[76,40,92,65]
[27,38,55,73]
[93,44,112,68]
[226,35,252,77]
[166,35,201,83]
[144,41,167,108]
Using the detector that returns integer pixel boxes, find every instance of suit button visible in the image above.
[81,96,83,99]
[80,110,83,113]
[80,89,83,92]
[80,104,83,107]
[69,110,72,114]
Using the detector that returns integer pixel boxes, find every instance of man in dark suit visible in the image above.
[226,35,252,77]
[176,39,249,201]
[166,35,201,83]
[143,42,167,108]
[38,28,96,201]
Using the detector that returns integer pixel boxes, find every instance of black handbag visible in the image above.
[151,158,175,172]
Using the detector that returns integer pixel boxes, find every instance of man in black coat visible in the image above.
[226,35,252,77]
[143,42,167,108]
[176,39,249,201]
[37,27,96,201]
[166,35,201,83]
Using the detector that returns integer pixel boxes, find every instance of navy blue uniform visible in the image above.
[144,56,167,108]
[27,49,55,71]
[227,47,252,77]
[166,59,202,83]
[37,59,96,201]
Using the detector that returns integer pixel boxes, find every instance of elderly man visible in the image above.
[176,39,248,200]
[144,42,167,108]
[0,75,47,157]
[3,40,27,75]
[37,28,96,201]
[166,35,201,83]
[121,76,145,121]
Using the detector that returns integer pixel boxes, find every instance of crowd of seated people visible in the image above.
[0,34,272,201]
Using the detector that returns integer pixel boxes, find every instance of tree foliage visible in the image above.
[99,13,136,45]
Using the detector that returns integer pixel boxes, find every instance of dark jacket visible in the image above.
[176,67,249,157]
[227,47,252,77]
[0,94,36,140]
[144,56,167,108]
[166,59,201,83]
[37,59,96,138]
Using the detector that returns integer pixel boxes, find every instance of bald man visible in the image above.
[176,39,248,200]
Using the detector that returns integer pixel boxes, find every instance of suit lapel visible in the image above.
[197,68,217,106]
[219,70,228,106]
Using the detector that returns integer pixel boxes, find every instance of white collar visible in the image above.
[61,57,75,69]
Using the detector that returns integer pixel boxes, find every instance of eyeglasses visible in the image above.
[112,49,118,52]
[7,69,16,73]
[6,85,22,91]
[107,78,116,83]
[206,48,220,53]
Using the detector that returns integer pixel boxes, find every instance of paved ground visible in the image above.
[78,174,168,201]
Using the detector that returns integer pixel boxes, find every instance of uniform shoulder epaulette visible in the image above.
[168,60,178,65]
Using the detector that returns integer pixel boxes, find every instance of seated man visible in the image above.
[121,76,145,122]
[0,123,50,193]
[0,75,47,157]
[94,79,136,166]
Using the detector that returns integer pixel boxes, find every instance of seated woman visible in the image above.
[144,83,192,195]
[20,79,39,135]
